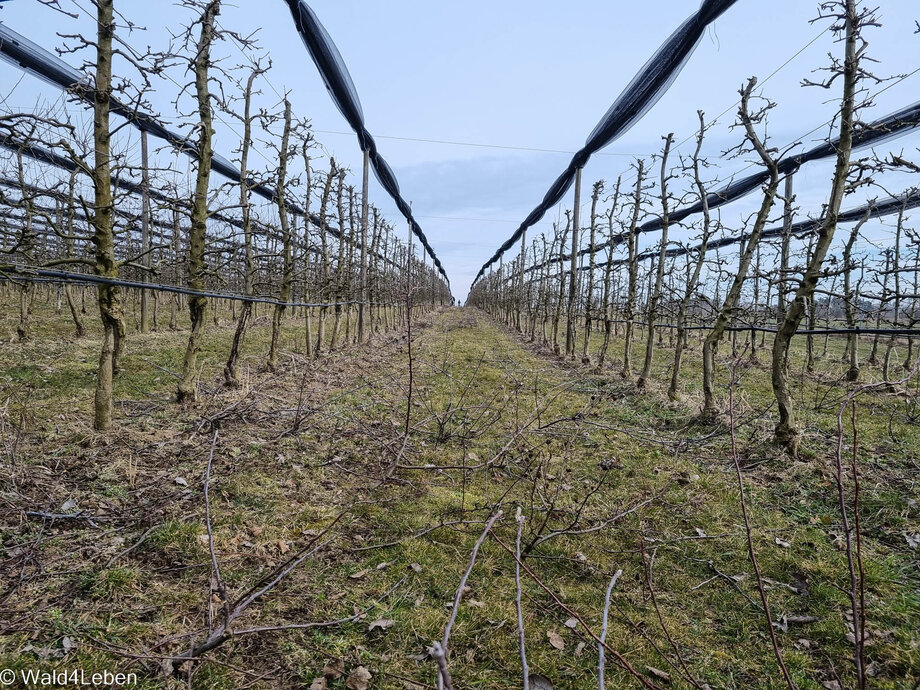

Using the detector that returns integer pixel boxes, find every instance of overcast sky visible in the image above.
[1,1,919,299]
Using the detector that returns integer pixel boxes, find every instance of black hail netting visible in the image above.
[472,0,741,285]
[0,132,399,270]
[584,99,920,256]
[283,0,449,285]
[512,92,920,278]
[508,188,920,283]
[0,24,270,204]
[0,19,440,280]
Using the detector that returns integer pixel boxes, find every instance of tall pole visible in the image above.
[404,213,414,436]
[778,172,794,322]
[140,129,151,333]
[406,212,413,327]
[565,167,583,358]
[358,148,369,343]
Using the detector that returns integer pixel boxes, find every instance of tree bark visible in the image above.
[177,0,220,403]
[772,0,859,451]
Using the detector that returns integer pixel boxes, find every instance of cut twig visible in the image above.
[491,532,662,690]
[726,352,796,690]
[598,568,622,689]
[436,510,503,690]
[515,508,530,690]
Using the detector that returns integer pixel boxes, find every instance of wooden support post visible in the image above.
[565,167,582,358]
[140,129,151,333]
[358,148,369,343]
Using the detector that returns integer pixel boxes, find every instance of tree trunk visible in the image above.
[621,161,646,380]
[638,135,674,390]
[773,0,859,451]
[91,0,124,430]
[268,99,294,371]
[702,79,780,418]
[177,0,220,404]
[224,68,259,386]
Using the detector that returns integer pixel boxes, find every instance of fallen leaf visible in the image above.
[61,637,77,655]
[467,599,484,608]
[60,498,78,512]
[564,617,578,629]
[529,673,554,689]
[309,678,327,690]
[322,658,345,679]
[574,641,586,658]
[278,540,290,554]
[250,526,264,537]
[349,568,370,580]
[547,630,565,650]
[174,477,188,487]
[376,561,391,570]
[409,562,423,573]
[646,666,671,683]
[345,666,372,690]
[368,618,394,632]
[821,681,841,690]
[774,537,792,548]
[904,532,920,549]
[695,527,707,538]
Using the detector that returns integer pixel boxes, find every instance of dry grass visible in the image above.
[0,293,918,688]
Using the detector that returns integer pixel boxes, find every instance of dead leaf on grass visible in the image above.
[368,618,394,632]
[529,673,554,689]
[547,630,565,650]
[345,666,372,690]
[322,658,345,679]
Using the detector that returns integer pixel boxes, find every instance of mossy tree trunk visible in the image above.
[637,134,674,390]
[701,78,780,418]
[177,0,220,404]
[621,160,646,380]
[772,0,859,451]
[91,0,125,430]
[224,68,259,386]
[267,99,294,371]
[669,114,713,401]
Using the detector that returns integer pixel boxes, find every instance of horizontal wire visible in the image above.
[0,267,412,308]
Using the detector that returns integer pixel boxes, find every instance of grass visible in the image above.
[0,289,918,688]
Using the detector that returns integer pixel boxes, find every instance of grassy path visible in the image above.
[0,307,917,688]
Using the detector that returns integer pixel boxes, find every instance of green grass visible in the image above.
[0,294,917,688]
